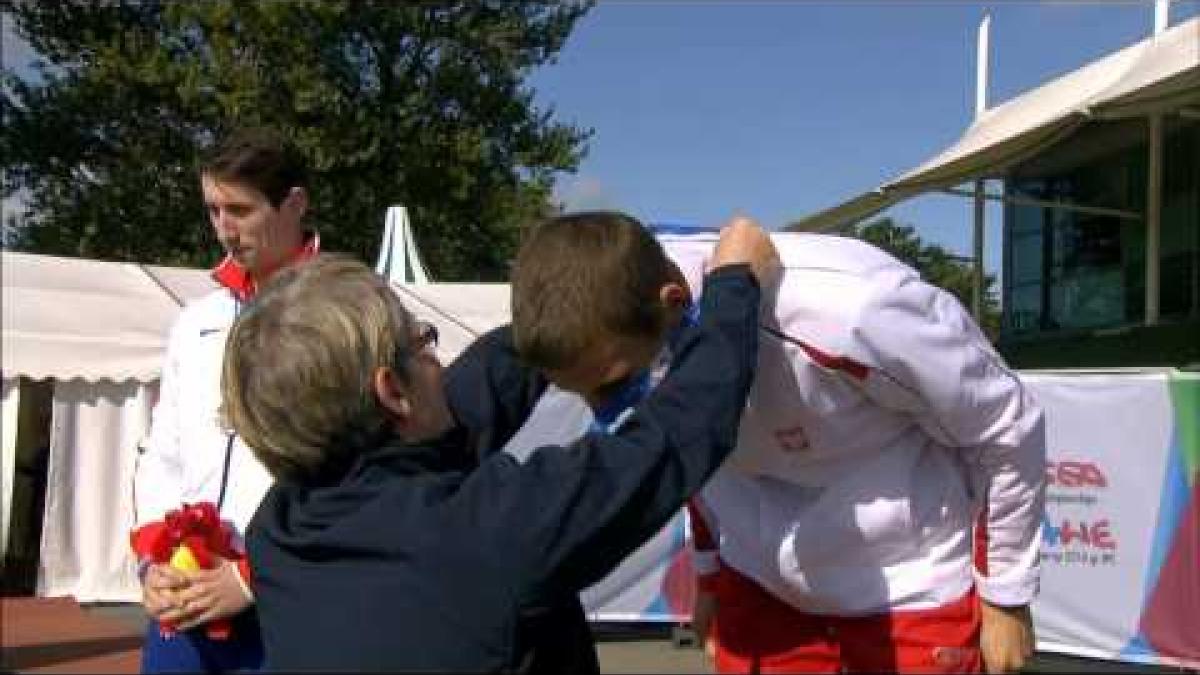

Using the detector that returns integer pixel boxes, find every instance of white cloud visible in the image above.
[555,175,620,213]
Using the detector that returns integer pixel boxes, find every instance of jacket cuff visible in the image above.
[136,557,153,583]
[974,567,1039,607]
[233,558,255,603]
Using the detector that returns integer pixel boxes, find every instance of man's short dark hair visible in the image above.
[511,211,677,370]
[200,128,309,207]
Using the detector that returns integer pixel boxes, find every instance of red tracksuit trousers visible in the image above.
[709,566,983,674]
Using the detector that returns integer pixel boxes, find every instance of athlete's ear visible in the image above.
[659,282,687,310]
[373,366,413,430]
[281,187,308,221]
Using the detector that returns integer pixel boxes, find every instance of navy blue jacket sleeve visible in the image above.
[458,265,761,604]
[443,325,549,461]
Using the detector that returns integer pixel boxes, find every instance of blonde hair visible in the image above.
[221,254,416,484]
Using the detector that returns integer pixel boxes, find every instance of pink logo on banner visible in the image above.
[1046,460,1108,489]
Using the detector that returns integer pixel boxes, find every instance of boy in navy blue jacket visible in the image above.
[223,217,778,672]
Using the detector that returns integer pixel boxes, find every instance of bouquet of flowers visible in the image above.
[130,502,241,639]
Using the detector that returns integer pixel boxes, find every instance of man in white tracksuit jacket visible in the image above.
[132,128,317,673]
[508,212,1046,674]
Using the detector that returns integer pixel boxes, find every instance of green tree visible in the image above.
[849,217,1001,337]
[1,0,592,279]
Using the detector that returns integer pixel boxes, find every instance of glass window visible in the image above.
[1003,119,1148,335]
[1161,117,1199,319]
[1004,197,1045,334]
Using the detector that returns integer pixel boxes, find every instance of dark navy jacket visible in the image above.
[246,266,760,672]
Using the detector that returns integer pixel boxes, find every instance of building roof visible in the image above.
[790,16,1200,232]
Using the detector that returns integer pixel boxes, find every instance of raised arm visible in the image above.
[442,325,550,460]
[488,264,762,600]
[440,216,775,609]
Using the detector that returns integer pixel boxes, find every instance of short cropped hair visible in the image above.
[221,254,417,485]
[511,211,676,370]
[200,128,308,207]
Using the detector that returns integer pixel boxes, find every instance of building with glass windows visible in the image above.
[1001,115,1199,367]
[791,16,1199,369]
[786,14,1199,670]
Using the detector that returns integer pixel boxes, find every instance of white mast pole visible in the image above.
[972,14,991,321]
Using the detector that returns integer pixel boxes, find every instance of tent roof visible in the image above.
[142,264,220,306]
[393,283,510,363]
[1,250,511,383]
[791,16,1200,232]
[1,251,213,382]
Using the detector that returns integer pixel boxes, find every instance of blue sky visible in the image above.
[4,2,1197,277]
[530,0,1199,278]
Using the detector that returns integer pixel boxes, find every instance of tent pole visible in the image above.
[973,181,986,320]
[1145,115,1163,326]
[940,187,1143,221]
[1144,5,1168,326]
[1154,0,1170,34]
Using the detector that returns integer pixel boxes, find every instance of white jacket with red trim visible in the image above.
[133,287,274,541]
[134,238,319,546]
[661,232,1046,615]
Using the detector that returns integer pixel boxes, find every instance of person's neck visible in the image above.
[250,229,307,284]
[397,420,456,446]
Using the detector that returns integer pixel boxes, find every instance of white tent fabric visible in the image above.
[393,282,510,362]
[1,251,200,382]
[2,249,511,602]
[375,206,432,284]
[37,380,153,602]
[0,251,210,601]
[143,263,219,307]
[792,16,1200,232]
[1,380,18,559]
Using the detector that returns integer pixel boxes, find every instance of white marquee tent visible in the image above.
[1,247,509,601]
[1,251,215,600]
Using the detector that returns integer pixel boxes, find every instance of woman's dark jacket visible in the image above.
[246,266,761,672]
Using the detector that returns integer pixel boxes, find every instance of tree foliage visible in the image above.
[848,217,1001,336]
[1,0,593,279]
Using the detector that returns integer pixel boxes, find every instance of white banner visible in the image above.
[502,385,694,621]
[1022,372,1170,661]
[580,511,693,622]
[523,367,1198,669]
[1024,370,1198,669]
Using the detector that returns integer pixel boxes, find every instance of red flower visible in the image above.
[130,502,243,640]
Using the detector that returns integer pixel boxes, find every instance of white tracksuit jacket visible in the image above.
[133,287,274,541]
[665,232,1046,615]
[509,232,1047,617]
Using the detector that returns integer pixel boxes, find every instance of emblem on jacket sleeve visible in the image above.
[773,425,810,453]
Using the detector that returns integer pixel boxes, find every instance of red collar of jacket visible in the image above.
[212,231,320,302]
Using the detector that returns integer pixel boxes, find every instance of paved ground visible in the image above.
[591,624,1197,674]
[79,605,1195,674]
[596,640,1198,674]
